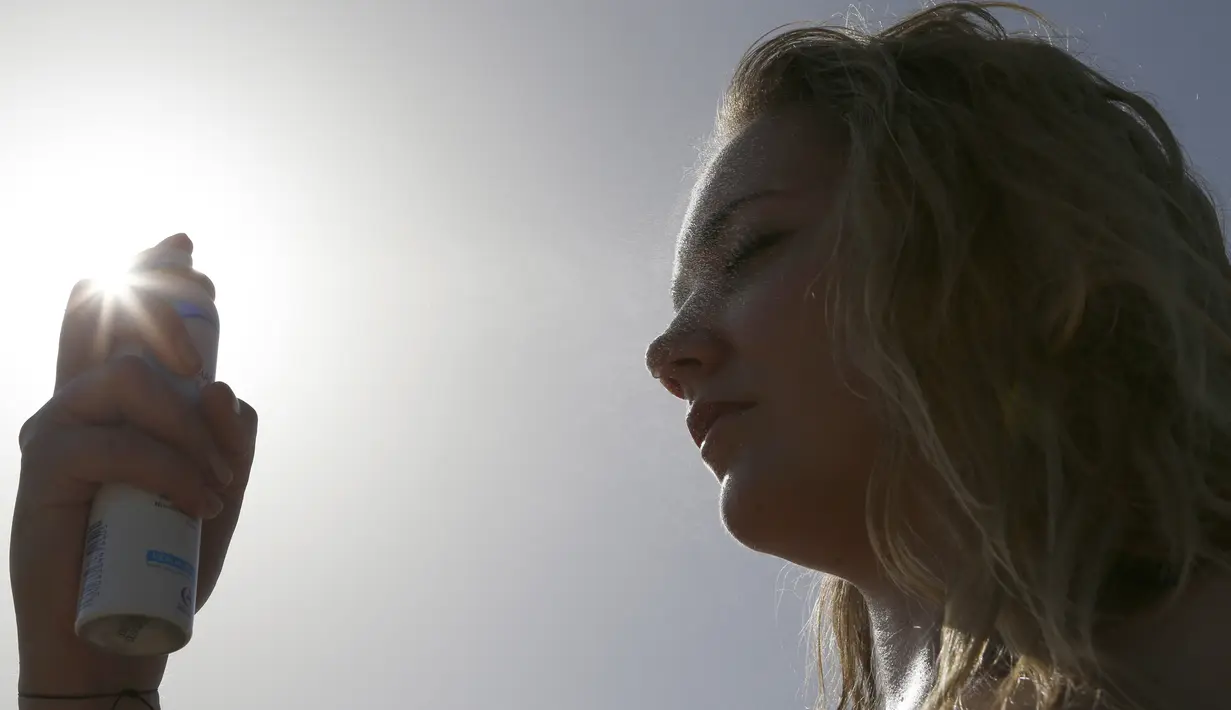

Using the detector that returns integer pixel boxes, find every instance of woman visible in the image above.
[646,2,1230,709]
[11,3,1231,709]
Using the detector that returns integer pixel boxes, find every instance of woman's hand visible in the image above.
[10,236,258,702]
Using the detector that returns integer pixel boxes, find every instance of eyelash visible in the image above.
[725,231,789,272]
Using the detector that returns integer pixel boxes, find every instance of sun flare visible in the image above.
[90,263,140,299]
[0,92,288,408]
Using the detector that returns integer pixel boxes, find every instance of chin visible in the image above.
[717,463,870,574]
[717,467,788,556]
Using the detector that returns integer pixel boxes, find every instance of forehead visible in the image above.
[679,111,841,251]
[679,111,842,264]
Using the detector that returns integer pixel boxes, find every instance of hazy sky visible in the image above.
[0,2,1227,709]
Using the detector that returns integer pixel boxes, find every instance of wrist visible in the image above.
[19,689,160,710]
[19,643,166,700]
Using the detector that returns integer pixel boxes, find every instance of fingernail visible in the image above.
[178,338,203,374]
[231,391,242,415]
[209,450,234,486]
[203,490,225,519]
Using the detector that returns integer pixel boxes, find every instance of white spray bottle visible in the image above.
[74,240,220,656]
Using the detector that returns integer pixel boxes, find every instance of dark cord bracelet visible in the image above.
[18,689,157,709]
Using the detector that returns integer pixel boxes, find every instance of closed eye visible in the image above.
[725,231,790,273]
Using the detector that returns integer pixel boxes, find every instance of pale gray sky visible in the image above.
[0,2,1226,709]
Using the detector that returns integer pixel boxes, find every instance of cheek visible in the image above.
[720,254,884,571]
[724,254,821,345]
[726,250,840,399]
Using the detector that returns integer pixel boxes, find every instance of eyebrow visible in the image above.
[671,188,785,309]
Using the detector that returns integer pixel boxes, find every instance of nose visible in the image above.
[645,319,729,401]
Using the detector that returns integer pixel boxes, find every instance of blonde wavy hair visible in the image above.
[714,3,1231,709]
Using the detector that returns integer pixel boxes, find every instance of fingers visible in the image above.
[20,425,224,519]
[200,382,243,451]
[131,234,216,299]
[200,382,259,490]
[57,279,201,389]
[47,355,233,486]
[194,383,257,610]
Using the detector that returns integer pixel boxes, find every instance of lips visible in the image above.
[686,401,755,449]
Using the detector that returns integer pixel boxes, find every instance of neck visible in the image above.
[860,586,942,710]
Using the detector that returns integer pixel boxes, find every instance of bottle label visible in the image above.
[77,520,109,612]
[145,550,196,580]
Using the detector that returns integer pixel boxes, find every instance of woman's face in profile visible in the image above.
[648,112,883,576]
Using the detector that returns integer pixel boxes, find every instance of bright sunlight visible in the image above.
[0,83,293,416]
